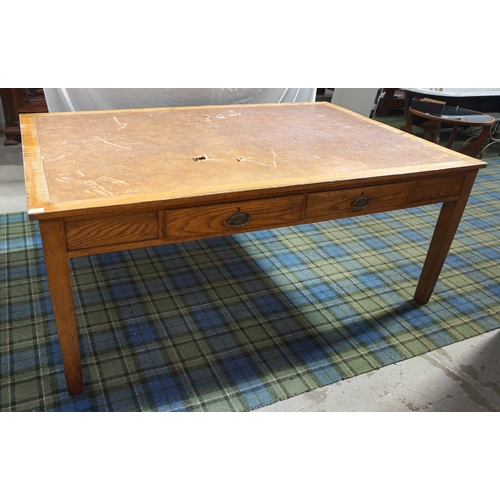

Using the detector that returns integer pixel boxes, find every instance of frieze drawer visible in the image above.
[305,181,414,220]
[65,212,159,251]
[411,174,465,203]
[165,195,304,241]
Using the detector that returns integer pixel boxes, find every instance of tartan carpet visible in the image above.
[2,159,500,411]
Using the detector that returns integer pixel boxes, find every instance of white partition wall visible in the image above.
[43,88,316,112]
[331,88,381,117]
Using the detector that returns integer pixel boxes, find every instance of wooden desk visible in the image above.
[20,102,486,395]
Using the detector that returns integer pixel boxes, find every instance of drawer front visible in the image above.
[65,212,159,251]
[411,174,465,202]
[305,181,414,219]
[165,195,304,240]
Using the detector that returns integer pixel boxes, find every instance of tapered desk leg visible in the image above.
[39,219,83,395]
[414,170,478,305]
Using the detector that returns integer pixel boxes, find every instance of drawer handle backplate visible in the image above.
[225,211,251,228]
[351,194,371,209]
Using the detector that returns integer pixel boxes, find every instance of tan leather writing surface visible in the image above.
[23,102,482,214]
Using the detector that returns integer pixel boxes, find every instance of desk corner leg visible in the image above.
[413,171,477,305]
[39,218,84,395]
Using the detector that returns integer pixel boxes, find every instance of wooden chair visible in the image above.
[404,104,496,158]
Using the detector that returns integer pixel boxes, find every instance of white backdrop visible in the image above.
[43,88,316,112]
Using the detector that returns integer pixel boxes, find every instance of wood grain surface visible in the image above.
[21,102,485,219]
[20,101,487,394]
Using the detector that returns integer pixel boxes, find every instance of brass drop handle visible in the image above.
[225,211,251,228]
[351,194,371,209]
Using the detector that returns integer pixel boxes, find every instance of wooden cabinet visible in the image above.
[376,89,405,117]
[0,88,48,145]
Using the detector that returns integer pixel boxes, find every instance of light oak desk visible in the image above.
[20,102,486,395]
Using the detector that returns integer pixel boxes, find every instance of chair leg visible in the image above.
[457,124,492,158]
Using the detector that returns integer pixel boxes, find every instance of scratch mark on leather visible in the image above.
[93,136,132,150]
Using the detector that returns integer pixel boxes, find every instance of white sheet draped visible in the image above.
[43,88,316,112]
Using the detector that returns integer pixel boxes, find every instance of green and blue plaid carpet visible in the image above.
[2,159,500,411]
